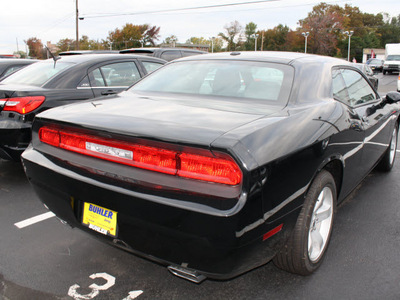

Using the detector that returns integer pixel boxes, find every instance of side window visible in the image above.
[102,62,140,87]
[142,61,164,74]
[160,51,182,61]
[332,69,350,104]
[341,69,377,106]
[3,66,23,77]
[89,68,106,87]
[77,75,90,88]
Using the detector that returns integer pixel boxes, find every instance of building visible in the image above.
[362,48,385,63]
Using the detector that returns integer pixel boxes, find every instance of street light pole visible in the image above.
[75,0,79,50]
[344,30,354,62]
[211,37,215,53]
[302,32,309,53]
[254,33,259,51]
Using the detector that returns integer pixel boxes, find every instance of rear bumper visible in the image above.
[22,147,298,279]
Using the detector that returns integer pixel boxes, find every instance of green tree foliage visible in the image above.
[163,35,178,46]
[186,37,223,52]
[378,14,400,46]
[244,22,257,50]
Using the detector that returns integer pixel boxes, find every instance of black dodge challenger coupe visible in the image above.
[21,52,400,283]
[0,54,165,160]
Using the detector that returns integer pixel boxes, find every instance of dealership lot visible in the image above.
[1,73,400,299]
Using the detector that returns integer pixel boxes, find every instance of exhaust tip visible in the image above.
[167,265,206,284]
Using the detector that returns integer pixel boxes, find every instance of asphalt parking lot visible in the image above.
[1,73,400,300]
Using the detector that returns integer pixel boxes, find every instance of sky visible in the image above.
[1,0,399,54]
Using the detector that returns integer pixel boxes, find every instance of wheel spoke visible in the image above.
[315,205,332,222]
[309,230,324,260]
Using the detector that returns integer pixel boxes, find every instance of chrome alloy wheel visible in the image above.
[389,127,397,166]
[308,186,334,263]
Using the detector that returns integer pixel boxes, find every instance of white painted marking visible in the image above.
[14,211,55,229]
[89,273,116,290]
[68,273,116,300]
[122,291,143,300]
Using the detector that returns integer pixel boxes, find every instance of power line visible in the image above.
[81,0,281,19]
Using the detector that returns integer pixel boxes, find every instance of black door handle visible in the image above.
[101,90,118,96]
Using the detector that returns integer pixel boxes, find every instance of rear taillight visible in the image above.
[2,96,45,114]
[38,127,242,185]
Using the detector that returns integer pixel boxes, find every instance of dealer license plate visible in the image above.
[82,202,118,238]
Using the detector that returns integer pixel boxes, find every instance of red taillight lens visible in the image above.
[3,96,45,114]
[38,127,242,185]
[179,153,242,185]
[39,128,60,146]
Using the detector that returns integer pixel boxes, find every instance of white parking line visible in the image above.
[14,211,55,229]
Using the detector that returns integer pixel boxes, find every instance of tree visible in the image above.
[25,37,44,59]
[163,35,178,46]
[142,25,161,46]
[79,35,103,50]
[299,3,345,56]
[244,22,257,50]
[219,20,243,51]
[107,23,161,50]
[13,51,27,58]
[56,38,75,52]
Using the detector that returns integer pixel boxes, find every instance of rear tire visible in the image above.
[273,170,336,275]
[377,125,398,171]
[383,70,386,75]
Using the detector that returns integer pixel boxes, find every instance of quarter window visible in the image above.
[332,68,377,107]
[142,61,164,73]
[89,62,141,87]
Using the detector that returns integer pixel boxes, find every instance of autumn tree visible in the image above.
[299,3,345,56]
[219,20,243,51]
[56,38,75,52]
[25,37,44,59]
[107,23,160,50]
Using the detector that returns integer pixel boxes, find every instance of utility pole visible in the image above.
[76,0,79,50]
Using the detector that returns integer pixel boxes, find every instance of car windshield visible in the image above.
[1,61,74,87]
[386,55,400,61]
[130,60,294,105]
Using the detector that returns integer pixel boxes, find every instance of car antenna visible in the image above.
[45,45,61,68]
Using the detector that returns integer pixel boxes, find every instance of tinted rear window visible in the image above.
[2,61,74,87]
[130,60,293,105]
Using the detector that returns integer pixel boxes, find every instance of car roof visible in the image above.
[120,48,207,54]
[58,50,119,56]
[172,51,351,66]
[0,58,37,65]
[38,53,166,65]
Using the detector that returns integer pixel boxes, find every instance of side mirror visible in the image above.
[385,91,400,104]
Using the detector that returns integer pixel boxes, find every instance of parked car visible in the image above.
[119,47,207,61]
[353,63,379,90]
[366,58,384,73]
[0,58,37,79]
[22,52,400,283]
[0,54,166,160]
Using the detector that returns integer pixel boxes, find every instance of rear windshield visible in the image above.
[1,61,74,87]
[130,60,294,105]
